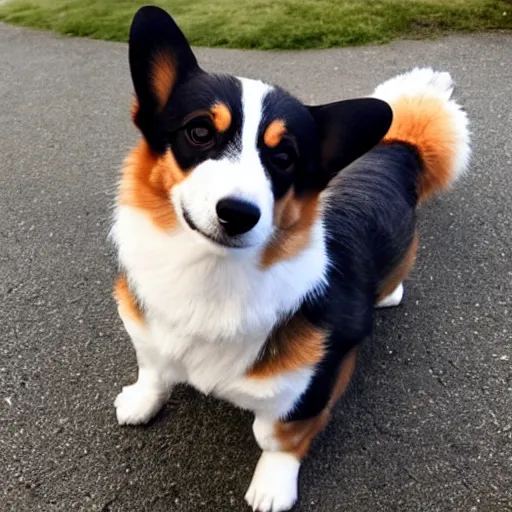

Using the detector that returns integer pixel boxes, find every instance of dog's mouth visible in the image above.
[181,206,247,249]
[182,207,201,234]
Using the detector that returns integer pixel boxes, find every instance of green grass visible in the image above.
[0,0,511,49]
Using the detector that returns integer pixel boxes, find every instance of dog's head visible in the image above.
[127,6,392,257]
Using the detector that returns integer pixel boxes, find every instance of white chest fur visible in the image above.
[112,206,327,415]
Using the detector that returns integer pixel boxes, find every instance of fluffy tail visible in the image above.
[373,68,470,202]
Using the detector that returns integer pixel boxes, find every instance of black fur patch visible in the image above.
[308,98,393,182]
[129,6,245,166]
[129,6,199,152]
[164,73,244,170]
[257,90,393,200]
[285,142,422,421]
[259,88,320,199]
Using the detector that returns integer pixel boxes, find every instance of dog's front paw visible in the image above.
[245,451,300,512]
[114,383,166,425]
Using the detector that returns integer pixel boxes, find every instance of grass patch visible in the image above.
[0,0,511,49]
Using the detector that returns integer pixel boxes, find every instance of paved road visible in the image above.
[1,24,511,512]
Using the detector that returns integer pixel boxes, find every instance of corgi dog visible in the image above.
[111,6,470,511]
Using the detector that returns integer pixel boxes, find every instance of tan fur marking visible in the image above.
[274,348,358,459]
[130,96,139,124]
[263,120,286,148]
[261,193,320,268]
[382,95,458,202]
[327,347,358,408]
[113,275,143,324]
[272,189,300,229]
[378,231,419,301]
[211,103,232,133]
[151,53,176,110]
[275,412,330,460]
[246,316,326,379]
[118,140,187,231]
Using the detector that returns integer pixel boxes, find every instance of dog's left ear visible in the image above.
[308,98,393,185]
[129,6,200,152]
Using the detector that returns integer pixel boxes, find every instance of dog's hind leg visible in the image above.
[245,348,358,512]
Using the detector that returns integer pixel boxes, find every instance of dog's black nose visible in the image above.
[216,198,261,236]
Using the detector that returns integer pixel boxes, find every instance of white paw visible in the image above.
[245,452,300,512]
[376,283,404,309]
[114,382,166,425]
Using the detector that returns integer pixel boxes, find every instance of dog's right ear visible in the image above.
[129,6,200,152]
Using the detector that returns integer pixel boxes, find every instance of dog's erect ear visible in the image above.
[129,6,200,151]
[308,98,393,184]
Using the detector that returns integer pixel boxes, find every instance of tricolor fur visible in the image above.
[111,7,470,512]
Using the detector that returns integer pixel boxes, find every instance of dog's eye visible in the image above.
[270,148,295,172]
[185,121,215,149]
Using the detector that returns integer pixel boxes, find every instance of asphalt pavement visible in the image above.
[1,24,511,512]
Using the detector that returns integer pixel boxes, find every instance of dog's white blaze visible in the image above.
[238,77,271,162]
